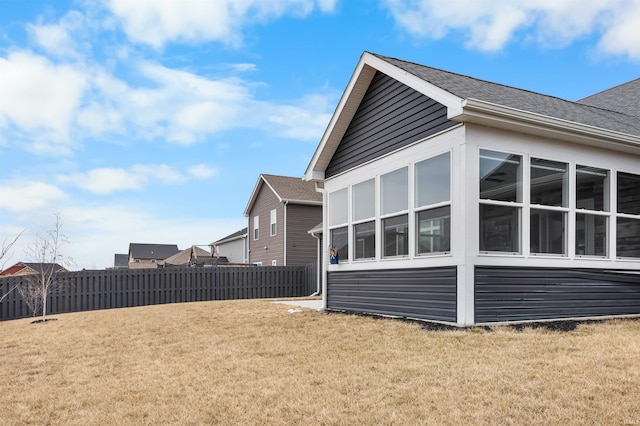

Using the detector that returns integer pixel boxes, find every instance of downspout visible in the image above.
[314,181,327,310]
[309,230,321,297]
[283,201,288,266]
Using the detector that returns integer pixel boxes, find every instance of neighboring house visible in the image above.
[212,228,248,264]
[0,262,68,277]
[164,246,227,267]
[113,254,129,269]
[304,51,640,326]
[128,243,179,269]
[244,174,322,266]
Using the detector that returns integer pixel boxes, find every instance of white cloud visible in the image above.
[27,10,87,58]
[58,163,217,194]
[383,0,640,59]
[105,0,337,48]
[0,181,68,212]
[0,51,88,153]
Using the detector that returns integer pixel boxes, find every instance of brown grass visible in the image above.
[0,299,639,425]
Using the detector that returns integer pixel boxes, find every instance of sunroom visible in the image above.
[304,52,640,326]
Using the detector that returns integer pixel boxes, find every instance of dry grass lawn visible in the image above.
[0,298,639,425]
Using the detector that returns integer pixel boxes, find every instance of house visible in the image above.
[113,254,129,269]
[163,246,228,267]
[244,174,322,266]
[304,51,640,326]
[212,228,248,264]
[0,262,68,277]
[128,243,179,269]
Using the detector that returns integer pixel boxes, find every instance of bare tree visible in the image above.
[0,229,25,303]
[18,214,73,321]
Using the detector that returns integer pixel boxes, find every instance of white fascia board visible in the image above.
[363,53,464,116]
[457,98,640,153]
[304,53,374,181]
[243,175,266,217]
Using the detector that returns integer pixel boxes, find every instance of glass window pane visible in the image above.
[576,214,607,256]
[530,158,568,207]
[480,150,522,202]
[530,209,566,255]
[354,221,375,259]
[353,179,375,221]
[383,214,408,257]
[330,226,349,262]
[576,165,609,211]
[479,204,520,253]
[415,152,450,207]
[329,188,348,226]
[381,167,408,215]
[617,172,640,215]
[617,217,640,258]
[417,206,450,254]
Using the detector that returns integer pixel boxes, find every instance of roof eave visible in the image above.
[281,199,323,206]
[456,98,640,153]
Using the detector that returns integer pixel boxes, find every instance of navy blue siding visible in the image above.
[475,266,640,323]
[325,71,458,178]
[327,266,457,323]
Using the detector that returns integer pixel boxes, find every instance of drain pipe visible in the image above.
[314,181,327,309]
[308,228,321,297]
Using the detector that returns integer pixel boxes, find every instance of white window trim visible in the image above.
[270,209,277,236]
[253,216,259,241]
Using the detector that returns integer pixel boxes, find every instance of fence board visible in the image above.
[0,264,317,321]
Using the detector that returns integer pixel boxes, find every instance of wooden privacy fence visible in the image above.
[0,264,318,321]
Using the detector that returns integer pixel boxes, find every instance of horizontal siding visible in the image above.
[285,204,322,266]
[326,71,458,178]
[475,266,640,323]
[327,266,457,323]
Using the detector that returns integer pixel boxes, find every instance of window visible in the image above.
[479,150,522,253]
[330,188,348,227]
[329,188,349,262]
[353,179,375,260]
[383,214,408,257]
[415,153,451,254]
[354,221,375,259]
[576,165,609,257]
[330,226,349,262]
[381,167,408,215]
[381,168,408,258]
[270,209,277,236]
[417,206,450,253]
[253,216,259,240]
[617,172,640,258]
[530,158,568,255]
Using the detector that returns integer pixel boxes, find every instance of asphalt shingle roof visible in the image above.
[577,78,640,118]
[261,174,322,203]
[373,53,640,138]
[129,243,179,260]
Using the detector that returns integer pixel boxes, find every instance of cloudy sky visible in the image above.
[1,0,639,270]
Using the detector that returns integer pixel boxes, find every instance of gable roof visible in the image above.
[0,262,67,277]
[164,246,212,266]
[212,227,248,245]
[128,243,179,260]
[244,174,322,216]
[304,51,640,181]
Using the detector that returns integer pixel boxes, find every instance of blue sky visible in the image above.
[1,0,639,270]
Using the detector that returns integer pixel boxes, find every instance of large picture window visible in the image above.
[415,153,451,255]
[383,214,408,257]
[479,150,522,253]
[329,188,349,262]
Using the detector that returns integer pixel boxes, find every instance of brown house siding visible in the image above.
[285,204,322,266]
[248,186,284,266]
